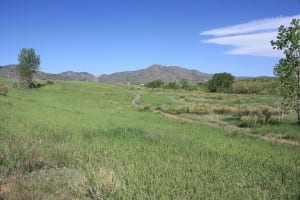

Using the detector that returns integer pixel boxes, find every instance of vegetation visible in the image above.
[167,81,180,90]
[17,48,41,88]
[145,79,164,88]
[0,85,8,96]
[207,72,234,92]
[230,79,277,95]
[145,78,198,91]
[271,18,300,124]
[141,88,300,141]
[1,79,298,199]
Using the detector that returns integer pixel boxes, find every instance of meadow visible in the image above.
[0,79,299,199]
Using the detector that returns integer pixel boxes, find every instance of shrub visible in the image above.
[236,104,278,126]
[145,79,164,88]
[214,106,232,115]
[234,107,251,117]
[253,104,278,124]
[84,167,120,199]
[12,82,19,88]
[182,104,210,115]
[167,81,180,90]
[161,104,209,115]
[230,79,278,95]
[207,72,234,92]
[137,104,151,111]
[0,85,8,96]
[47,80,54,85]
[192,104,210,115]
[239,115,253,127]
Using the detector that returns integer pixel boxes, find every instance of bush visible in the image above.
[145,79,164,88]
[47,80,54,85]
[214,106,232,115]
[207,72,234,92]
[181,104,210,115]
[234,107,251,117]
[230,79,278,95]
[0,85,8,96]
[192,104,210,115]
[253,104,278,123]
[82,167,120,199]
[12,82,19,88]
[167,81,180,90]
[236,104,278,126]
[137,104,151,111]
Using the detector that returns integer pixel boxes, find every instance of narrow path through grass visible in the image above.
[132,93,299,146]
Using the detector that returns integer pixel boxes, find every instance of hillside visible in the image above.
[0,65,19,79]
[0,65,97,82]
[98,64,211,84]
[1,64,211,84]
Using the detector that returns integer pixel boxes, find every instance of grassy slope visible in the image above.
[0,81,299,199]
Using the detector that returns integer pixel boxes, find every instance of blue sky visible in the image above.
[0,0,299,76]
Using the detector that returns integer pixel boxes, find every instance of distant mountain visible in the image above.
[0,65,97,82]
[37,71,97,81]
[98,64,211,84]
[0,64,212,83]
[0,65,19,79]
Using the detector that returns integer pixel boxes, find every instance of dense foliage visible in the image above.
[207,72,234,92]
[145,79,164,88]
[145,79,198,90]
[271,19,300,124]
[17,48,40,88]
[230,79,278,95]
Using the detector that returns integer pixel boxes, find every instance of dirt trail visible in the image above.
[131,93,299,146]
[131,93,140,106]
[261,136,299,146]
[153,110,197,123]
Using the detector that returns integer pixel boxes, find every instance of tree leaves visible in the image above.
[16,48,40,87]
[271,18,300,123]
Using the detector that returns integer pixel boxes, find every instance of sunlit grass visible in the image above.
[0,79,299,199]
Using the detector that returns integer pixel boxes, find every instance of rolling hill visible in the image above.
[0,65,97,82]
[98,64,211,84]
[0,64,211,84]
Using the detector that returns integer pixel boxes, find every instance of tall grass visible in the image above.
[0,79,299,199]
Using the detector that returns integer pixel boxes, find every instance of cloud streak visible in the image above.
[201,15,300,57]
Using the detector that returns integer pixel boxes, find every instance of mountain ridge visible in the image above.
[0,65,98,82]
[0,64,211,83]
[98,64,211,84]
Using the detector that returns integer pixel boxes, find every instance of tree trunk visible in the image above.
[297,60,300,124]
[297,89,300,124]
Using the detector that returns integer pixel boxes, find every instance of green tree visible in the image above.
[180,78,189,89]
[145,79,164,88]
[17,48,40,87]
[167,81,180,90]
[207,72,234,92]
[271,19,300,124]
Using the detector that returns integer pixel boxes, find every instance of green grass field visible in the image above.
[0,80,299,199]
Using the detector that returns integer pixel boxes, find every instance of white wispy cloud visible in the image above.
[201,15,300,57]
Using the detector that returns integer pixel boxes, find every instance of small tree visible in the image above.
[167,81,180,90]
[17,48,40,87]
[0,85,8,96]
[180,78,189,89]
[145,79,164,88]
[207,72,234,92]
[271,19,300,124]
